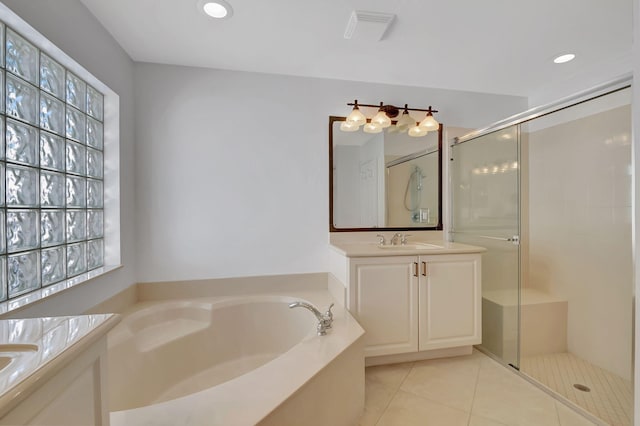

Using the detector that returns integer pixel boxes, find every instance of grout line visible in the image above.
[372,362,415,426]
[466,355,482,426]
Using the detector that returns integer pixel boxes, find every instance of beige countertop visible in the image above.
[329,240,487,257]
[0,313,121,418]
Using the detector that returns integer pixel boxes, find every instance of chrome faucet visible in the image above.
[288,301,334,336]
[391,232,411,245]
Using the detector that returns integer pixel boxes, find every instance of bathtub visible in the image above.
[108,293,365,426]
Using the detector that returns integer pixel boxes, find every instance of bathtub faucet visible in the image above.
[288,301,334,336]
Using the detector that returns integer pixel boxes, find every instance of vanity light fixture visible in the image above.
[346,100,367,126]
[342,100,439,137]
[199,0,233,19]
[371,102,392,128]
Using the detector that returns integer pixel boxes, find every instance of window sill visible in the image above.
[0,265,122,316]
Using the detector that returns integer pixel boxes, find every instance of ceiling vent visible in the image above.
[344,11,396,41]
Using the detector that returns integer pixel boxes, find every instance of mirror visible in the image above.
[330,116,442,231]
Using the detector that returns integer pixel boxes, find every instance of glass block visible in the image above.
[0,211,5,254]
[66,140,86,175]
[87,210,104,239]
[39,92,64,135]
[6,29,38,85]
[0,22,4,68]
[65,108,86,144]
[66,176,86,207]
[6,118,38,166]
[66,72,86,112]
[86,148,103,178]
[0,115,4,159]
[86,117,103,150]
[0,71,4,114]
[6,74,38,124]
[87,239,103,270]
[40,53,64,99]
[86,85,103,121]
[0,257,6,302]
[87,179,103,208]
[0,163,4,207]
[6,165,38,207]
[40,131,65,171]
[66,210,86,243]
[8,251,39,298]
[40,171,65,207]
[42,246,65,286]
[67,242,86,277]
[41,209,64,247]
[66,107,86,143]
[6,210,39,252]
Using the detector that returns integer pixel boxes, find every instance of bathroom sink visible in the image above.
[0,344,38,353]
[377,243,443,250]
[0,356,11,371]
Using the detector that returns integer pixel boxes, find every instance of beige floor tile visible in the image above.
[359,379,398,426]
[471,357,560,426]
[376,389,470,426]
[400,354,481,411]
[555,401,598,426]
[468,414,510,426]
[365,361,414,389]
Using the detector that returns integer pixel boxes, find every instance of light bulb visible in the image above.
[346,107,366,126]
[340,121,359,132]
[363,122,382,134]
[419,112,439,131]
[395,111,415,133]
[372,110,391,128]
[408,124,428,137]
[201,1,233,19]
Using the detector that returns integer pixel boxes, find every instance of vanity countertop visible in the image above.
[0,313,121,418]
[329,241,487,257]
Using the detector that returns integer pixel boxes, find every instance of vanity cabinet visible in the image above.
[347,253,481,358]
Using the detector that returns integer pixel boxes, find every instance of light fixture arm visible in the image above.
[346,101,438,116]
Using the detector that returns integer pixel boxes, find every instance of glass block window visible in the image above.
[0,22,104,300]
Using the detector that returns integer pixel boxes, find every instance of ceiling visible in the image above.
[80,0,632,98]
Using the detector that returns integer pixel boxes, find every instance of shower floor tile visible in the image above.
[520,352,632,426]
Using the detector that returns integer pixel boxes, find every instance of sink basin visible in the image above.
[0,356,11,371]
[0,344,38,353]
[377,243,443,250]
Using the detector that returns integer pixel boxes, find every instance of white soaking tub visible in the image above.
[108,293,364,426]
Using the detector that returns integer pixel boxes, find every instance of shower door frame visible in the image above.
[449,76,632,359]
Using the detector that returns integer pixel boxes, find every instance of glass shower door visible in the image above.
[450,125,520,368]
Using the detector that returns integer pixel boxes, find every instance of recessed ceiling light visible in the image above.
[553,53,575,64]
[200,0,233,19]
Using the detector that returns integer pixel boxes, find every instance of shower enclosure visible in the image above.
[451,83,633,425]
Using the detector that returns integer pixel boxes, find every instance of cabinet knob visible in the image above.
[422,261,427,276]
[413,262,419,277]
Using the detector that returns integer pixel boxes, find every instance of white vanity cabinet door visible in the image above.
[349,256,419,357]
[418,254,481,351]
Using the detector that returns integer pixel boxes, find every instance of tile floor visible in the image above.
[361,350,600,426]
[521,353,632,426]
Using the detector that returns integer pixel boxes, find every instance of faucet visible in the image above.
[288,301,334,336]
[391,233,411,245]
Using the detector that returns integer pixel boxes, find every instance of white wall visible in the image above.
[0,0,136,316]
[134,63,527,282]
